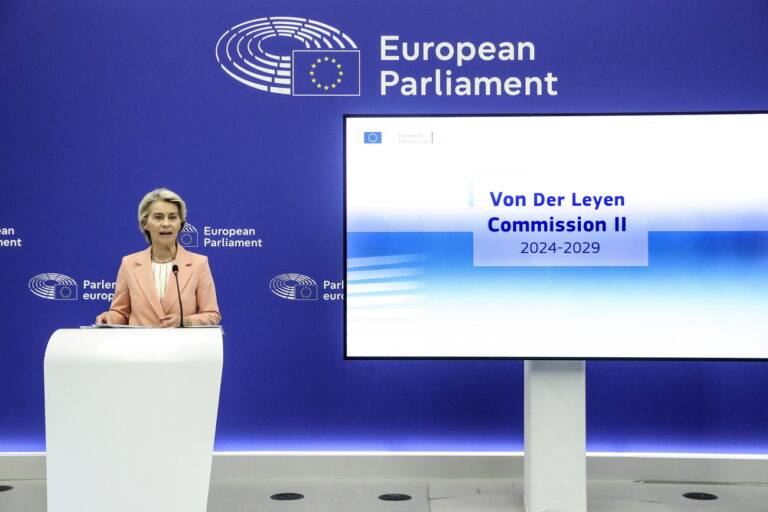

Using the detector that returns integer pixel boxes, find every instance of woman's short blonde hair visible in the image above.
[137,188,187,243]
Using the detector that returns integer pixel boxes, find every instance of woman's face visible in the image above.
[143,201,182,244]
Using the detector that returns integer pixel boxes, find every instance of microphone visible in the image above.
[172,264,184,328]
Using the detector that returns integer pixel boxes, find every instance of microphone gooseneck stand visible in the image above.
[172,264,184,328]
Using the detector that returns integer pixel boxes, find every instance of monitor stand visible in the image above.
[524,360,587,512]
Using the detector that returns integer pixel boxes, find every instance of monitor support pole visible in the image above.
[524,360,587,512]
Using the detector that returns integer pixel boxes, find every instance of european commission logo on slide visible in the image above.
[28,273,78,300]
[215,17,360,96]
[269,273,319,300]
[364,131,382,144]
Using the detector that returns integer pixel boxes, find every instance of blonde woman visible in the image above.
[95,188,221,327]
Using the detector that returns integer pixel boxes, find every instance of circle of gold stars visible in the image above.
[309,56,344,90]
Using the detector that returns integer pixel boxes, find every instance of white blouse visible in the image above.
[151,261,174,301]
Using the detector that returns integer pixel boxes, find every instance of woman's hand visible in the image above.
[95,312,111,324]
[159,314,188,328]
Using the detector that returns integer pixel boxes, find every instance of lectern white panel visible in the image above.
[44,328,223,512]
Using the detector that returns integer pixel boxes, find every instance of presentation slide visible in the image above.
[345,113,768,359]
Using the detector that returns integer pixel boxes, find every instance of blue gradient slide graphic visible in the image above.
[347,231,768,358]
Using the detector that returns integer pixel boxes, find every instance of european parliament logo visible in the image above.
[269,273,318,300]
[178,223,198,247]
[29,273,78,300]
[215,17,360,96]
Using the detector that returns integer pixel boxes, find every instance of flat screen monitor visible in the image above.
[344,113,768,359]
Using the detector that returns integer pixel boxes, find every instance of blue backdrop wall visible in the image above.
[1,0,767,452]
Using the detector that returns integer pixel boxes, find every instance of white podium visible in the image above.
[44,327,223,512]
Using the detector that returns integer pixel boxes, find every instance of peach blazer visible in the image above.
[104,245,221,326]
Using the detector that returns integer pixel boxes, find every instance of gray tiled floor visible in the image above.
[208,479,429,512]
[2,478,767,511]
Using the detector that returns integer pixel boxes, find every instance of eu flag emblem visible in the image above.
[292,50,361,96]
[54,284,78,300]
[178,230,198,247]
[294,284,319,300]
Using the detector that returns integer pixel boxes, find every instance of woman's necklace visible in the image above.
[151,246,176,264]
